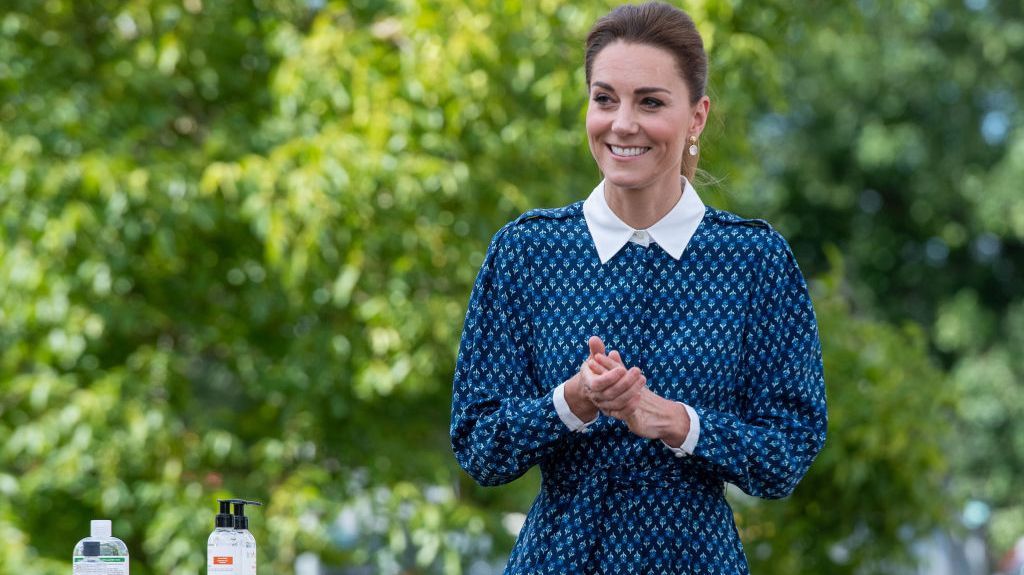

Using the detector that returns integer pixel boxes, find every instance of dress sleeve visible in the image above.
[690,232,827,499]
[450,225,573,486]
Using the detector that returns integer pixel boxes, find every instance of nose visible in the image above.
[611,106,639,135]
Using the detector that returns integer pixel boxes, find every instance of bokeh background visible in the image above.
[1,0,1022,573]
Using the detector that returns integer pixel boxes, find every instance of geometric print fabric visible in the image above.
[451,201,827,574]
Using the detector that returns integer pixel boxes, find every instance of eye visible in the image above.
[641,97,664,109]
[592,93,614,105]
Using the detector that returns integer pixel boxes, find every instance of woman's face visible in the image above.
[586,41,706,192]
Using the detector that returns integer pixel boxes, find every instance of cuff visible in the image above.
[662,403,701,458]
[552,382,598,432]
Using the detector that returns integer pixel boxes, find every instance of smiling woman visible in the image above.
[586,41,707,229]
[450,3,827,574]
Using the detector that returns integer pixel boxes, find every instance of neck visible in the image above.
[603,172,683,229]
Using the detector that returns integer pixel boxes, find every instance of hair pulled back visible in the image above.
[585,2,709,180]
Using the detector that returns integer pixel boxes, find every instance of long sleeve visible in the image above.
[450,225,572,486]
[691,232,827,499]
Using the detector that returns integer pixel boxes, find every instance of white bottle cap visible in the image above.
[91,520,112,538]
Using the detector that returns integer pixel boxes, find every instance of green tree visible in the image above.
[732,0,1024,557]
[738,251,953,574]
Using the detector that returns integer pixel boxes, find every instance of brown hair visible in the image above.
[585,2,708,181]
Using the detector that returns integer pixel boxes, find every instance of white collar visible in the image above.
[582,176,706,264]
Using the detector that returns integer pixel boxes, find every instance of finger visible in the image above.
[608,350,623,365]
[598,364,634,390]
[602,402,637,422]
[587,357,608,375]
[607,384,645,414]
[598,374,643,413]
[581,361,619,398]
[588,365,627,393]
[579,361,596,391]
[597,396,632,414]
[592,352,619,371]
[591,367,644,399]
[588,336,606,359]
[597,383,644,414]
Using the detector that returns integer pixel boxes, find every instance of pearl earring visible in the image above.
[687,135,699,156]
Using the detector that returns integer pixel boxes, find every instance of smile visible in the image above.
[608,145,651,157]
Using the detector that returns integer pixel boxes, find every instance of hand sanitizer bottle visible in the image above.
[232,500,262,575]
[73,520,130,574]
[208,500,240,574]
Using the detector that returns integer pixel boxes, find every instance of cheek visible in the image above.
[651,119,684,144]
[654,119,688,153]
[585,110,607,159]
[585,108,602,140]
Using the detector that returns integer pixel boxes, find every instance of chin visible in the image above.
[601,167,656,191]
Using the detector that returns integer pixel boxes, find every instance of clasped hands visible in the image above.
[564,336,689,447]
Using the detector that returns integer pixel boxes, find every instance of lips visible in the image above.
[608,144,651,157]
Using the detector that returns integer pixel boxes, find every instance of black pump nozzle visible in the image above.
[232,499,262,530]
[215,499,236,528]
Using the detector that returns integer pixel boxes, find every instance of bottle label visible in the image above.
[208,545,237,573]
[73,556,129,574]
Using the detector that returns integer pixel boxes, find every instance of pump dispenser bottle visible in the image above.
[232,500,262,575]
[207,500,241,574]
[73,519,130,574]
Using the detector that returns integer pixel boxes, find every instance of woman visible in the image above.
[450,3,826,573]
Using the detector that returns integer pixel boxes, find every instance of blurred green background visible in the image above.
[1,0,1022,573]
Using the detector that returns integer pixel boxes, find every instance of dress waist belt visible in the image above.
[540,462,725,570]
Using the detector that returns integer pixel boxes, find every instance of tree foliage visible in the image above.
[737,0,1024,556]
[4,0,1019,573]
[738,251,953,574]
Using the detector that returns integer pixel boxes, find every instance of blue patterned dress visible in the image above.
[450,199,827,574]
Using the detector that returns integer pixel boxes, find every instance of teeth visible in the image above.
[610,145,649,157]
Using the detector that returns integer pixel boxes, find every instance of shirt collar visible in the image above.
[582,176,707,264]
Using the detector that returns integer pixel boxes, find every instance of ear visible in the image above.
[689,96,710,138]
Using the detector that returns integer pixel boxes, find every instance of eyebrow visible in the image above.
[591,81,670,95]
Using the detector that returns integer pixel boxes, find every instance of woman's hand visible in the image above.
[586,341,690,446]
[564,336,642,424]
[583,346,646,420]
[562,336,618,423]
